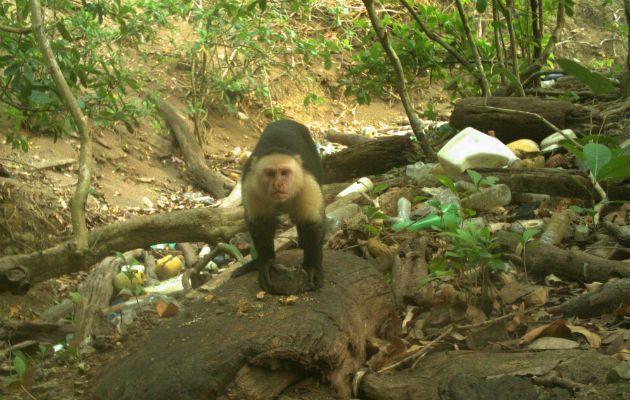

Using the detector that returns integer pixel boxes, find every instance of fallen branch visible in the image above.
[0,207,245,294]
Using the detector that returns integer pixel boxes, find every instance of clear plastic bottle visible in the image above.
[460,184,512,211]
[539,210,570,245]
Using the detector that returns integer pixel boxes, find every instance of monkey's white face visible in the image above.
[253,153,303,202]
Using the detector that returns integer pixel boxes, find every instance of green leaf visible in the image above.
[521,228,541,242]
[435,174,456,194]
[362,223,380,237]
[495,67,524,94]
[29,90,52,104]
[13,354,26,377]
[561,140,585,161]
[596,154,630,180]
[68,291,82,304]
[475,0,487,13]
[467,169,482,186]
[556,58,614,95]
[56,21,72,41]
[583,142,611,178]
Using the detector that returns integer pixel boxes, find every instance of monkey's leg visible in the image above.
[297,220,324,290]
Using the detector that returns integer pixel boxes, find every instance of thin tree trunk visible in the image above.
[453,0,491,97]
[30,0,92,254]
[362,0,437,162]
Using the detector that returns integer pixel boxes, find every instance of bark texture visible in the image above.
[156,99,233,198]
[449,97,601,143]
[0,207,245,294]
[90,250,396,400]
[322,135,418,184]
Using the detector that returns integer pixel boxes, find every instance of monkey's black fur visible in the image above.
[242,119,322,183]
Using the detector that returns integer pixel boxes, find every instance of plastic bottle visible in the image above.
[539,210,571,245]
[460,184,512,211]
[392,203,460,231]
[336,177,373,198]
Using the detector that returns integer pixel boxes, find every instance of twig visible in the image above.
[376,325,453,373]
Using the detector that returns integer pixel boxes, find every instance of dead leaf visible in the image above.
[499,281,537,305]
[464,305,487,325]
[523,286,548,306]
[156,299,179,317]
[567,324,601,348]
[507,314,521,333]
[584,282,603,292]
[279,295,298,305]
[544,273,563,286]
[528,337,579,350]
[366,238,394,258]
[520,320,571,345]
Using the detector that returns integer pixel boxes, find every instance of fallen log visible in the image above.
[156,99,233,198]
[325,128,373,146]
[524,242,630,282]
[549,278,630,318]
[449,97,602,143]
[70,249,144,348]
[322,135,418,184]
[359,350,619,400]
[90,250,396,400]
[459,167,629,202]
[0,207,245,294]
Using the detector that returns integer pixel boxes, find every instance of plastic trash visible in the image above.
[392,203,460,231]
[156,255,183,280]
[437,127,519,174]
[507,139,540,157]
[325,203,361,238]
[387,197,412,225]
[336,177,373,198]
[539,210,571,245]
[540,129,577,151]
[410,187,460,219]
[460,184,512,211]
[406,161,440,186]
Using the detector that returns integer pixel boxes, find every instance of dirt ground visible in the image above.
[0,0,628,399]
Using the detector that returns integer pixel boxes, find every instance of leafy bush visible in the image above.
[0,0,181,148]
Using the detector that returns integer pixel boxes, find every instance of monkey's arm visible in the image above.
[296,219,324,290]
[231,216,277,291]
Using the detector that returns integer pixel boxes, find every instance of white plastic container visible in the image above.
[336,177,373,198]
[437,127,518,174]
[540,129,577,151]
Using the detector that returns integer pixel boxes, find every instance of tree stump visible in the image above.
[90,250,396,400]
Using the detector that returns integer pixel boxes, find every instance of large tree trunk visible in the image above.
[90,250,396,400]
[0,207,245,294]
[449,97,602,143]
[156,99,233,198]
[322,135,418,183]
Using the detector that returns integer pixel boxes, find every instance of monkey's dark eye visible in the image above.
[265,171,275,178]
[281,170,290,176]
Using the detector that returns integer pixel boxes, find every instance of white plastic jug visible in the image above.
[438,127,518,174]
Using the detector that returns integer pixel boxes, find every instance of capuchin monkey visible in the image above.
[232,120,325,291]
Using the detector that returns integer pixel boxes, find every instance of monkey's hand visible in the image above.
[257,260,274,292]
[304,264,323,290]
